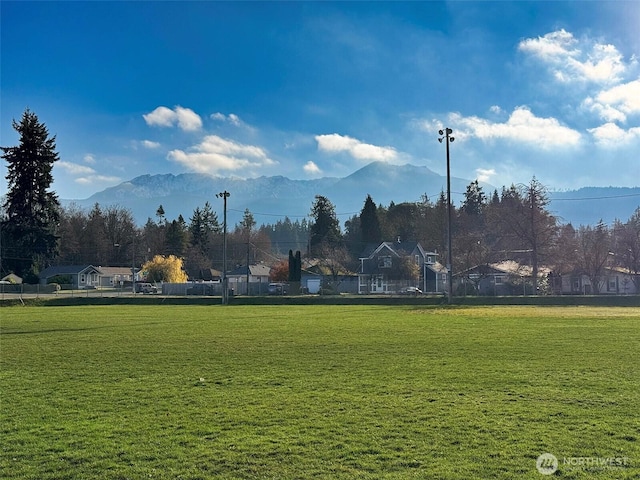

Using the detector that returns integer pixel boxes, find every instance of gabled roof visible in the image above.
[1,273,23,284]
[457,261,551,278]
[360,241,434,260]
[228,264,271,277]
[39,265,102,278]
[98,266,135,276]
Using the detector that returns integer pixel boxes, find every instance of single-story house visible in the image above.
[559,267,639,295]
[456,261,551,296]
[227,264,271,295]
[302,258,358,294]
[97,266,137,287]
[39,265,103,289]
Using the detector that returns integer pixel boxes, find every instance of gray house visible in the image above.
[358,241,442,294]
[39,265,102,289]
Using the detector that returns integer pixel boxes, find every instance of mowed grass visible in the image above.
[1,305,639,479]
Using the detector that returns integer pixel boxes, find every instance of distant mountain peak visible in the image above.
[61,161,639,227]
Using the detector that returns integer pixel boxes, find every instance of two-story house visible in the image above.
[358,241,444,294]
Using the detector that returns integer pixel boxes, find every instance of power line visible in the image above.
[549,192,640,202]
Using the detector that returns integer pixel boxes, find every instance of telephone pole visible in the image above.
[216,191,230,304]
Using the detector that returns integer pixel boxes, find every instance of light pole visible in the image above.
[438,128,455,303]
[216,191,230,304]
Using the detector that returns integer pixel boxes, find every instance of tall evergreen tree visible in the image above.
[1,109,61,279]
[359,194,382,245]
[460,180,486,216]
[309,195,342,255]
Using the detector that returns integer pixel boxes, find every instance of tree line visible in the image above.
[2,109,639,291]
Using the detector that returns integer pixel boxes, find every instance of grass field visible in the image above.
[1,305,639,479]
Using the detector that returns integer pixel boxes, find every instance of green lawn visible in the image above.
[1,305,638,479]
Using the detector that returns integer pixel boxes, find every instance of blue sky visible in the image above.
[1,1,639,201]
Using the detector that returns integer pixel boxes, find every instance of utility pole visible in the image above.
[438,128,455,304]
[216,191,230,304]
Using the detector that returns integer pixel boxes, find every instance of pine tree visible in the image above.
[1,109,61,279]
[309,195,342,255]
[359,194,382,245]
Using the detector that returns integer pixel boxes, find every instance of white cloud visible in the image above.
[211,112,242,126]
[451,106,582,148]
[57,160,121,185]
[582,79,640,123]
[75,174,121,185]
[174,106,203,131]
[587,122,640,147]
[58,161,96,175]
[142,140,161,149]
[315,133,397,161]
[519,29,627,84]
[582,98,627,123]
[475,168,496,183]
[83,154,96,164]
[143,106,176,127]
[595,79,640,116]
[303,161,322,175]
[143,106,202,131]
[167,135,276,174]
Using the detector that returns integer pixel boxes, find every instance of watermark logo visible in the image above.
[536,453,558,475]
[536,453,631,475]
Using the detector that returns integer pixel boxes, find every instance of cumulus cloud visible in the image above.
[451,106,582,148]
[211,112,243,126]
[167,135,276,174]
[315,134,398,161]
[582,79,640,123]
[518,29,627,84]
[476,168,496,183]
[587,122,640,147]
[303,161,322,175]
[596,79,640,116]
[143,106,202,131]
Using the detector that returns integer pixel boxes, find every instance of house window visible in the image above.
[572,279,580,291]
[415,255,421,265]
[378,256,392,268]
[495,275,505,285]
[426,255,434,264]
[608,278,617,292]
[80,274,86,284]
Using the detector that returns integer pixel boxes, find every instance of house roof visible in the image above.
[98,266,135,276]
[1,273,23,284]
[457,261,551,278]
[359,241,435,259]
[39,265,102,279]
[228,264,271,277]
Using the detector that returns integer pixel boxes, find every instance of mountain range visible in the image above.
[64,162,640,228]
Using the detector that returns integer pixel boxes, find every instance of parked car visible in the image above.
[399,286,422,295]
[268,282,289,295]
[136,282,158,294]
